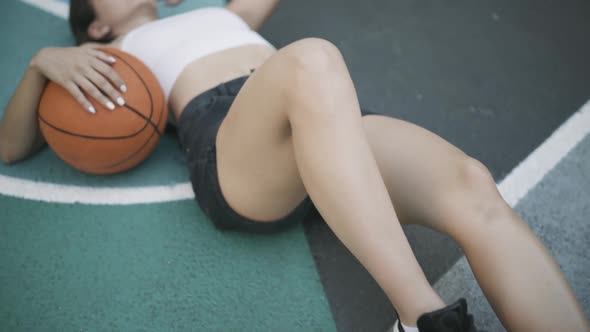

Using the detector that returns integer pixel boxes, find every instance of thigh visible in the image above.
[214,53,307,223]
[362,114,469,228]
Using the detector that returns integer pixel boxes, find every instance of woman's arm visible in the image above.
[0,46,125,164]
[226,0,280,31]
[0,66,48,164]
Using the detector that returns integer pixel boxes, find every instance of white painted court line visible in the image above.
[431,99,590,294]
[0,174,194,204]
[20,0,68,19]
[497,100,590,207]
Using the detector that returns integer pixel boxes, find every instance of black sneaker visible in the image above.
[394,299,479,332]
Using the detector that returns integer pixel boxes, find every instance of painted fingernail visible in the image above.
[106,101,115,110]
[109,56,116,63]
[116,97,125,106]
[88,106,96,114]
[120,85,127,93]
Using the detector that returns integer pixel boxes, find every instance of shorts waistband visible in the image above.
[177,75,250,152]
[180,75,250,122]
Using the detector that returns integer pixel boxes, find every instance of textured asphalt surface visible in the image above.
[260,0,590,330]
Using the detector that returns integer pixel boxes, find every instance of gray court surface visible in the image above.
[433,133,590,331]
[260,0,590,330]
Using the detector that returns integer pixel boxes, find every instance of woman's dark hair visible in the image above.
[69,0,113,45]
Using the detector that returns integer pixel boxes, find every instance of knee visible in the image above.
[459,157,497,194]
[452,157,510,224]
[281,38,346,84]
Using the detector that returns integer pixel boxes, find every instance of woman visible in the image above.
[0,1,587,331]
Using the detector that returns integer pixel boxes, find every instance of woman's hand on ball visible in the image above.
[31,47,126,114]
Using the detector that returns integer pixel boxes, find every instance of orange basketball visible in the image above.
[38,48,167,175]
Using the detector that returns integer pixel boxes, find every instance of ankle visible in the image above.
[397,300,446,327]
[394,320,419,332]
[416,298,478,332]
[394,298,478,332]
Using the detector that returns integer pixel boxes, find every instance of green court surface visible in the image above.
[0,1,335,331]
[1,196,333,331]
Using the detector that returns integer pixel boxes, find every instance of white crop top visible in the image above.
[120,7,273,99]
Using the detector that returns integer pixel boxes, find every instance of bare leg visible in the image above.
[363,115,590,331]
[457,203,588,331]
[285,47,447,323]
[214,37,588,330]
[215,38,443,324]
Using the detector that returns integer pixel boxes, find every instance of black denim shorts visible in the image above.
[177,75,382,233]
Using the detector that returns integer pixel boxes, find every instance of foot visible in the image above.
[393,299,479,332]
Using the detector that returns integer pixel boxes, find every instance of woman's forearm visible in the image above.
[0,60,47,164]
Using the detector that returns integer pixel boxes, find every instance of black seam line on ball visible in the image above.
[111,50,164,137]
[111,50,155,126]
[92,102,166,170]
[38,114,149,140]
[91,124,159,171]
[122,104,162,136]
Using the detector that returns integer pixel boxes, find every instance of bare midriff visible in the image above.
[167,44,277,120]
